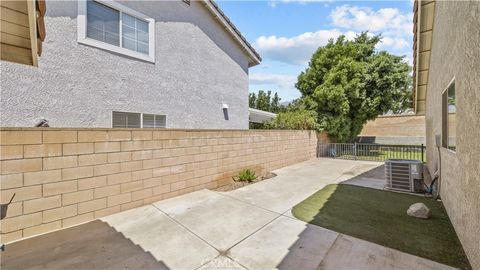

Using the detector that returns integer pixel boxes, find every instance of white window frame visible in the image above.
[111,111,167,128]
[441,77,456,152]
[77,0,155,63]
[142,113,167,128]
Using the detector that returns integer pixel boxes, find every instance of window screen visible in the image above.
[143,114,166,128]
[86,0,150,55]
[112,111,141,128]
[87,1,120,46]
[122,13,149,55]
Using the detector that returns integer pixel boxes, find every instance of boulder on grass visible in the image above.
[407,203,430,219]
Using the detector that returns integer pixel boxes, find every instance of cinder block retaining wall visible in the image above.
[0,128,319,243]
[359,115,426,144]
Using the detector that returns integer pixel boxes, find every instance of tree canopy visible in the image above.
[296,33,412,142]
[249,90,281,113]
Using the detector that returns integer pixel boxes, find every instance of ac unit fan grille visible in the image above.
[385,161,416,192]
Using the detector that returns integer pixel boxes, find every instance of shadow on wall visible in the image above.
[1,220,170,270]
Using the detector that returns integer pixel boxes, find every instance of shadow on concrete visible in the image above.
[275,223,337,270]
[1,220,169,270]
[340,164,386,190]
[281,183,471,270]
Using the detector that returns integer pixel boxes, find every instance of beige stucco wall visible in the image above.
[0,128,318,243]
[425,1,480,269]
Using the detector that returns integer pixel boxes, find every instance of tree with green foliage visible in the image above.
[249,90,282,113]
[256,90,272,112]
[296,33,412,142]
[249,92,257,108]
[271,92,281,113]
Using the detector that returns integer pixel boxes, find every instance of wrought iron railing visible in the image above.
[317,143,425,162]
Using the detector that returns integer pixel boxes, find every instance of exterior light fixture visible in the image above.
[222,104,229,120]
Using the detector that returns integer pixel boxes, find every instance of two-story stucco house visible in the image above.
[0,0,261,129]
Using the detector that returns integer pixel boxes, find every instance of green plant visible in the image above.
[296,32,412,142]
[234,168,257,183]
[264,109,319,130]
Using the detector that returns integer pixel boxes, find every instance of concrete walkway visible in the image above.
[1,158,455,270]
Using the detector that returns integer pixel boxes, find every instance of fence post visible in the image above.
[354,142,357,160]
[421,144,424,162]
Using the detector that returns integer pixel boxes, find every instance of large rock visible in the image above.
[407,203,430,219]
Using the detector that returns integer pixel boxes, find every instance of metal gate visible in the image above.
[317,143,425,162]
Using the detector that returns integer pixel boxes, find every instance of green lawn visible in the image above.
[292,184,470,269]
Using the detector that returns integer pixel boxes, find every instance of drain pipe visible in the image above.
[434,135,442,200]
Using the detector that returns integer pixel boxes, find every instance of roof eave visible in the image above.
[203,0,262,67]
[412,0,435,115]
[0,0,45,66]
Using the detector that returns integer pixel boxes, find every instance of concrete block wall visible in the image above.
[0,128,318,243]
[359,115,425,145]
[360,114,456,145]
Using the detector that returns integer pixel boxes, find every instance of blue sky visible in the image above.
[216,0,414,102]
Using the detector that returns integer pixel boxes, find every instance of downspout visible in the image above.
[434,134,442,199]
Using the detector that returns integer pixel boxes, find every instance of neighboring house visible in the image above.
[248,108,277,124]
[0,0,261,129]
[0,0,45,66]
[413,0,479,269]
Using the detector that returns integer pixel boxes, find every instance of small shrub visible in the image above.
[234,168,257,183]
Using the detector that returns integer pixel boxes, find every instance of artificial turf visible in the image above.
[291,184,471,269]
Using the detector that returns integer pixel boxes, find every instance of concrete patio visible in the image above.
[1,158,455,270]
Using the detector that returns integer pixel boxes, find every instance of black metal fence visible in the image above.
[317,143,426,162]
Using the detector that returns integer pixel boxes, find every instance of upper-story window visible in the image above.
[77,0,155,62]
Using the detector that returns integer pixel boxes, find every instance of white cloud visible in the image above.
[378,36,410,50]
[254,5,413,65]
[255,29,357,65]
[328,5,413,61]
[330,5,413,37]
[249,73,297,89]
[268,0,334,8]
[267,1,277,8]
[404,56,413,66]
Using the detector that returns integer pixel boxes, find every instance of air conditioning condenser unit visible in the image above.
[385,159,423,192]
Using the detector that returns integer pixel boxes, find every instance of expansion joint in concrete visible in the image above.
[151,204,221,254]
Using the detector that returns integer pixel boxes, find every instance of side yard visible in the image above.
[1,158,463,270]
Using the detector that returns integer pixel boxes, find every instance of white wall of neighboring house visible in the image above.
[0,0,256,129]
